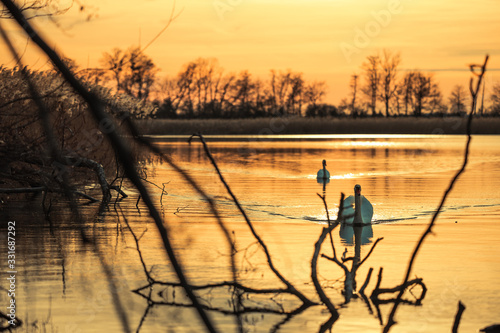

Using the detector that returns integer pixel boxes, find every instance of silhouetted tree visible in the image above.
[304,81,326,107]
[154,58,326,118]
[489,82,500,115]
[269,69,291,115]
[0,0,73,19]
[361,54,380,115]
[350,74,359,117]
[230,70,255,116]
[287,72,305,116]
[411,71,440,117]
[303,81,327,117]
[378,50,401,117]
[429,88,447,115]
[399,71,415,116]
[100,46,158,101]
[448,85,468,116]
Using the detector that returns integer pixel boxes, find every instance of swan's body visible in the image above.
[341,184,373,224]
[317,160,330,180]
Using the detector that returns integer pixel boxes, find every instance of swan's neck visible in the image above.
[322,165,327,178]
[354,194,363,224]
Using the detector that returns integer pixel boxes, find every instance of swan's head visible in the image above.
[354,184,361,196]
[322,159,327,167]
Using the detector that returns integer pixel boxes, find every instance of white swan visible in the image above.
[341,184,373,224]
[317,160,330,180]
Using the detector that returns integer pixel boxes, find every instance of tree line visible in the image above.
[342,50,478,118]
[87,49,328,118]
[57,46,500,118]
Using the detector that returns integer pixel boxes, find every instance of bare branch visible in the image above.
[358,237,384,267]
[452,301,466,333]
[189,133,314,306]
[358,267,373,297]
[311,223,340,319]
[383,55,488,332]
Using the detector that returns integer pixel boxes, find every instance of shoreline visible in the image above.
[135,116,500,136]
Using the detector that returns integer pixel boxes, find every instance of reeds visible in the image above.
[136,116,500,136]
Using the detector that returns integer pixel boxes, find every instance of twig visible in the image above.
[118,206,154,283]
[73,191,98,202]
[358,237,384,267]
[383,55,489,333]
[358,267,373,296]
[190,133,313,306]
[452,301,466,333]
[122,117,239,325]
[311,223,340,319]
[160,182,169,205]
[316,193,331,225]
[358,267,375,315]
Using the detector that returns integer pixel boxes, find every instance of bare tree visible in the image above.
[378,50,401,117]
[269,69,291,114]
[448,85,468,116]
[0,0,72,19]
[287,72,304,115]
[350,74,359,117]
[429,87,447,115]
[230,70,255,116]
[304,81,326,107]
[99,46,158,101]
[124,47,158,101]
[411,71,440,117]
[400,71,415,116]
[361,54,380,115]
[489,82,500,115]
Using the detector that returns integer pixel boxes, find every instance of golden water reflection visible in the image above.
[1,135,500,332]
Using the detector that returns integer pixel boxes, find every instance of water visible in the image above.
[1,134,500,332]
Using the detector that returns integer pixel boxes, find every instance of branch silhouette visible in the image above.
[189,133,314,307]
[383,55,489,332]
[0,1,218,331]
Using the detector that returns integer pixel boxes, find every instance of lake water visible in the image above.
[1,134,500,332]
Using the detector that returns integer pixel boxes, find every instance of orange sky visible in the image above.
[1,0,499,104]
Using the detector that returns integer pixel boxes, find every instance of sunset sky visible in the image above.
[1,0,499,104]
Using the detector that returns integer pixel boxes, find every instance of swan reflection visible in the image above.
[339,223,373,246]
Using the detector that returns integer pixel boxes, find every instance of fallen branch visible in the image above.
[0,186,99,202]
[0,186,46,193]
[371,267,427,306]
[66,155,128,201]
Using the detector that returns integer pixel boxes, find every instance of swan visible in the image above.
[341,184,373,224]
[317,160,330,180]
